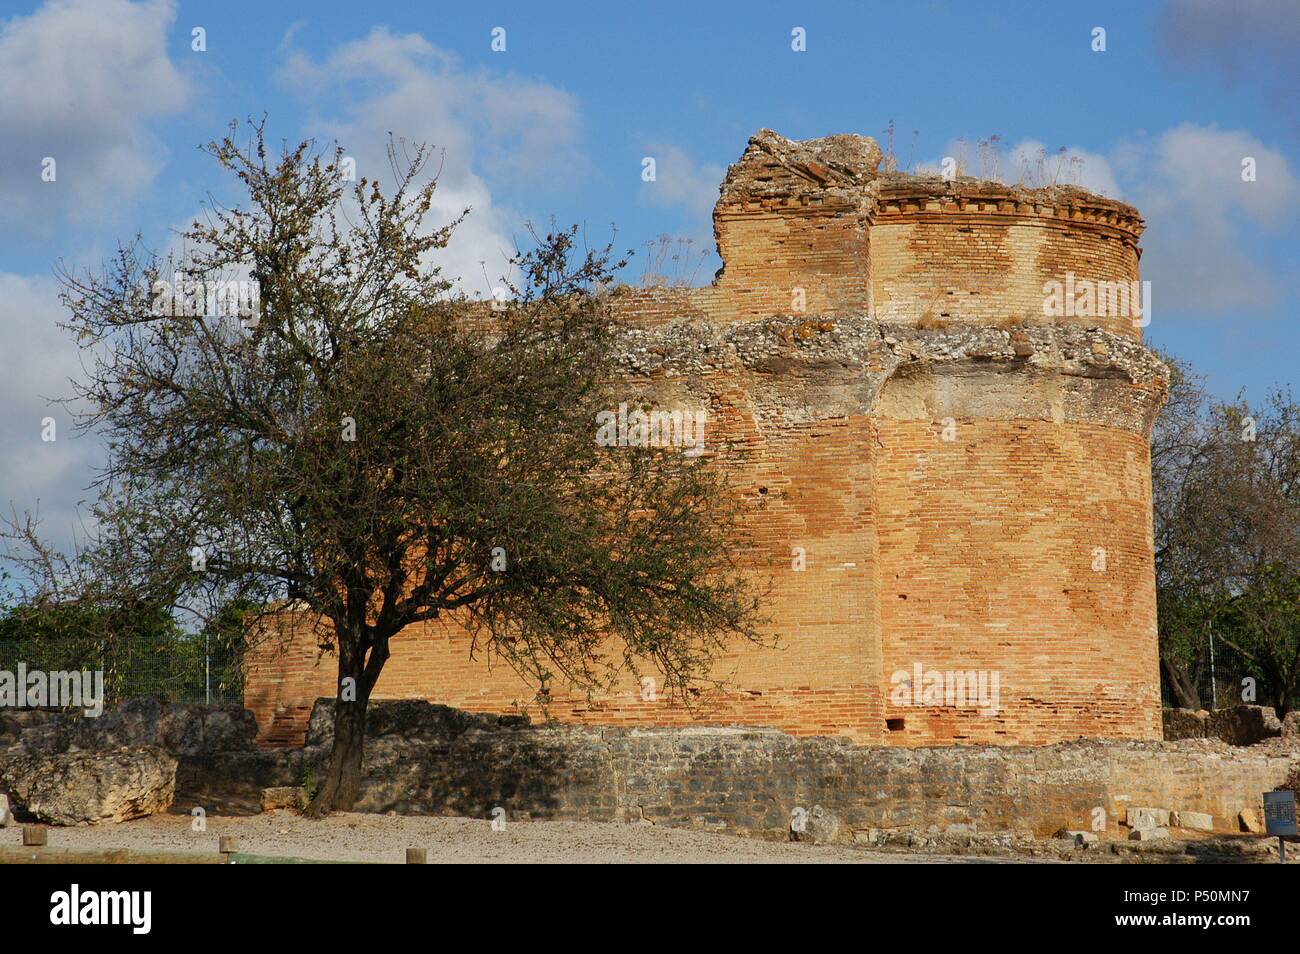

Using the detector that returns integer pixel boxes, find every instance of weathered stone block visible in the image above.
[1127,807,1170,830]
[1162,708,1208,741]
[789,804,841,845]
[1171,811,1213,831]
[0,746,176,825]
[1282,711,1300,739]
[14,698,259,757]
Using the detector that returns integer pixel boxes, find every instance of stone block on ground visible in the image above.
[0,746,176,825]
[14,698,260,757]
[1129,827,1169,841]
[1162,708,1209,741]
[172,748,308,816]
[1239,809,1265,834]
[1126,807,1170,830]
[1171,811,1213,831]
[1283,711,1300,739]
[790,805,840,845]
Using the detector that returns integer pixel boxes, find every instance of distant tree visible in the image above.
[2,121,765,813]
[0,597,187,704]
[1193,393,1300,715]
[1153,365,1300,714]
[1212,564,1300,717]
[1150,350,1213,708]
[0,598,181,647]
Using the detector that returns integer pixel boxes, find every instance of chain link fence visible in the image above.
[0,635,243,706]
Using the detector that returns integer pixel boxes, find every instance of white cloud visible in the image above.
[1120,124,1300,314]
[1004,140,1121,198]
[0,0,188,239]
[276,26,586,294]
[0,273,102,552]
[1147,124,1299,228]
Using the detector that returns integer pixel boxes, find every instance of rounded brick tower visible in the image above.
[244,129,1167,747]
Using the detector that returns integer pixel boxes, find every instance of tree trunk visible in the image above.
[307,631,383,816]
[307,692,368,815]
[1161,656,1201,710]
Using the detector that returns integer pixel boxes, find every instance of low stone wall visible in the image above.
[6,699,1297,839]
[316,700,1298,840]
[1161,705,1288,745]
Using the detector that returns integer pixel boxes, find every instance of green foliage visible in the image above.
[0,599,244,704]
[1211,564,1300,715]
[1152,363,1300,715]
[301,764,319,803]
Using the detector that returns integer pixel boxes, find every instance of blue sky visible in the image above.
[1,0,1298,550]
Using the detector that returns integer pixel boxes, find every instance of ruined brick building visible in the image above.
[245,129,1167,748]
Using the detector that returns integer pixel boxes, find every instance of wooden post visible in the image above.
[218,835,238,862]
[22,826,47,847]
[406,847,426,864]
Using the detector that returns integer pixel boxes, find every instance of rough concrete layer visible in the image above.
[614,317,1167,433]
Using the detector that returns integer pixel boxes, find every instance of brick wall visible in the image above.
[246,389,889,746]
[242,129,1166,749]
[869,180,1144,337]
[875,418,1160,744]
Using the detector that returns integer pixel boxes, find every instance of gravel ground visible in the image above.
[0,813,1033,864]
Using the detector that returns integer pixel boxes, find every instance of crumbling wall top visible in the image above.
[715,130,1142,235]
[871,172,1145,237]
[718,128,883,204]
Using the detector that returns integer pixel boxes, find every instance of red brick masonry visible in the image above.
[245,130,1166,748]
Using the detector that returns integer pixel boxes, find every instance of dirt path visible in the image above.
[0,813,1032,864]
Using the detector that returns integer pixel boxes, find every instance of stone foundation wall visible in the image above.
[317,701,1299,840]
[9,700,1294,840]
